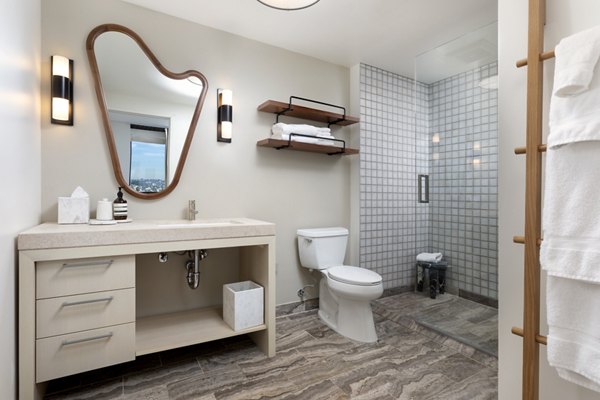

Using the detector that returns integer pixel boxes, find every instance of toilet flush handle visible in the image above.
[304,238,312,244]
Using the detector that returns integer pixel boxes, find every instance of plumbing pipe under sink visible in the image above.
[186,249,208,289]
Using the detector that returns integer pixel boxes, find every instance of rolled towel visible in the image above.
[416,252,443,263]
[272,123,330,137]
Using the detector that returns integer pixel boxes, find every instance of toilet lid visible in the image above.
[327,265,382,286]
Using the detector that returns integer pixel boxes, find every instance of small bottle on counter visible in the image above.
[113,187,128,220]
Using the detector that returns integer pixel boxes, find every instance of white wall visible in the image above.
[498,0,600,398]
[41,0,353,306]
[0,0,41,397]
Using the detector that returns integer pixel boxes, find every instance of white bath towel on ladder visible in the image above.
[541,24,600,393]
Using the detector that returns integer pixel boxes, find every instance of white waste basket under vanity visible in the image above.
[223,281,264,331]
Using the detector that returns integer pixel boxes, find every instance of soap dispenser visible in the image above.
[113,187,128,220]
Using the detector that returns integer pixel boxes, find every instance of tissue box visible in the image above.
[223,281,264,331]
[58,196,90,224]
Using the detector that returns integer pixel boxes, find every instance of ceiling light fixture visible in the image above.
[257,0,320,11]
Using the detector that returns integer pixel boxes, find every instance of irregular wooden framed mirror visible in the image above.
[86,24,208,199]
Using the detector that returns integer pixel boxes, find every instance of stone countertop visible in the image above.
[18,218,276,250]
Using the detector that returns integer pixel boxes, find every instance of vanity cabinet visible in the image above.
[18,219,276,400]
[34,255,137,382]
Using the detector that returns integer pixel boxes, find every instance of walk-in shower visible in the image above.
[359,22,498,355]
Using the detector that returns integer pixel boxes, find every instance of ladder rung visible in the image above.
[514,144,547,154]
[516,50,556,68]
[513,236,543,246]
[511,326,548,345]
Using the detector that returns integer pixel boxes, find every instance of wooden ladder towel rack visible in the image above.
[511,0,556,399]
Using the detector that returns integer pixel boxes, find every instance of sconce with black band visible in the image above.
[217,89,233,143]
[51,55,74,125]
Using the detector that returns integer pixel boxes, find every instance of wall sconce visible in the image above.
[51,55,73,125]
[217,89,233,143]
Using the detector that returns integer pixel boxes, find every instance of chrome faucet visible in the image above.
[188,200,199,221]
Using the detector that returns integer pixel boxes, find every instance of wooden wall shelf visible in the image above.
[257,138,359,156]
[257,99,359,126]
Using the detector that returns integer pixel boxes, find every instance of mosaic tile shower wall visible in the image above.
[359,62,498,300]
[359,64,430,290]
[429,62,499,300]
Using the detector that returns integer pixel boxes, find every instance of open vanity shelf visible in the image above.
[136,307,267,356]
[257,96,360,156]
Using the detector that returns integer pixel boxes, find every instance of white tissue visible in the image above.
[71,186,89,198]
[58,186,90,224]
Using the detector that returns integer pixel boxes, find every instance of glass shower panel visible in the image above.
[414,22,499,304]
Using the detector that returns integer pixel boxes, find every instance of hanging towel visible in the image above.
[541,25,600,393]
[272,123,331,137]
[540,142,600,282]
[549,26,600,147]
[546,276,600,392]
[416,253,443,263]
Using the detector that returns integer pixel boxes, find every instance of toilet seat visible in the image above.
[327,265,382,286]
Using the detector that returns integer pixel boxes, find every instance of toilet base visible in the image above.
[318,277,380,343]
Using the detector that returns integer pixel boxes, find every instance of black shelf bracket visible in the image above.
[275,96,347,127]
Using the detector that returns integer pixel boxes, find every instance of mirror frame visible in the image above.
[86,24,208,199]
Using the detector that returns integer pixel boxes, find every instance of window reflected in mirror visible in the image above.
[109,110,170,193]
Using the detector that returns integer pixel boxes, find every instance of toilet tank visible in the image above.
[296,227,349,270]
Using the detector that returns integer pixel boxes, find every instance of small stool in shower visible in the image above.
[416,260,448,299]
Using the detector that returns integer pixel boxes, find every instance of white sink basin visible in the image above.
[158,220,244,228]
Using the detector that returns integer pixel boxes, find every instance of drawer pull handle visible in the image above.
[61,332,113,346]
[62,259,114,269]
[61,296,114,307]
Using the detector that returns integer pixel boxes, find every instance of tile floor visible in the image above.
[45,293,498,400]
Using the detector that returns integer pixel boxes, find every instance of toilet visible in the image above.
[297,227,383,343]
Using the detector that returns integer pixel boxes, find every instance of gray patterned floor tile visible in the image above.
[123,359,202,395]
[166,365,244,400]
[45,378,123,400]
[43,292,497,400]
[239,347,309,379]
[424,368,498,400]
[212,372,298,400]
[270,379,349,400]
[121,385,168,400]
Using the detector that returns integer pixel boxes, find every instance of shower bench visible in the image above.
[416,260,448,299]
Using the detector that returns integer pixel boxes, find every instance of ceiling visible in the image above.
[416,22,498,84]
[121,0,497,79]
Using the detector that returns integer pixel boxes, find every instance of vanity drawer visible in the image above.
[36,322,135,383]
[36,288,135,339]
[36,255,135,299]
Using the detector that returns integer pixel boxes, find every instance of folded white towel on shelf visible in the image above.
[317,138,335,146]
[271,130,337,146]
[549,25,600,147]
[271,132,318,144]
[272,123,331,137]
[546,276,600,392]
[416,253,443,263]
